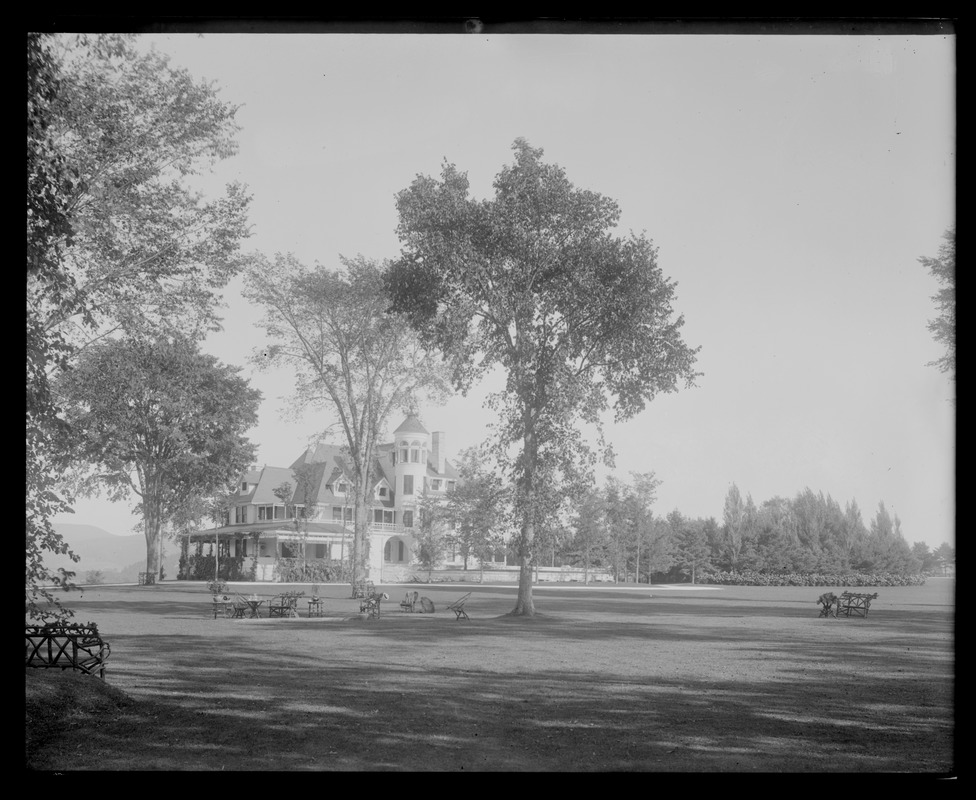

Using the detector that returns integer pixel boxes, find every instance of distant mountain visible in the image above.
[45,523,180,584]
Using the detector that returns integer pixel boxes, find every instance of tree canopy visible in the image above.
[919,226,955,381]
[57,336,261,579]
[245,253,451,589]
[27,33,252,618]
[386,139,701,614]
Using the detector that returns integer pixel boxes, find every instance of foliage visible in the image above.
[27,32,251,621]
[447,445,511,577]
[386,139,701,614]
[206,579,228,597]
[36,33,251,346]
[245,253,451,591]
[703,570,927,588]
[414,490,452,581]
[274,558,349,584]
[919,226,955,381]
[56,335,261,580]
[26,32,81,622]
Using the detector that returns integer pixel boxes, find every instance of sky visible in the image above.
[51,25,956,550]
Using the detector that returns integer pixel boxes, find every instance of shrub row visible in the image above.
[702,570,926,587]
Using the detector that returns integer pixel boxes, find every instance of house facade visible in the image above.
[180,414,471,583]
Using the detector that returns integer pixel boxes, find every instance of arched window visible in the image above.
[410,440,421,463]
[384,536,408,563]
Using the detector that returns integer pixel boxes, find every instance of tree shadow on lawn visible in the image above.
[30,634,954,773]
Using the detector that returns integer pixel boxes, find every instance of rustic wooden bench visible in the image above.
[268,592,303,618]
[447,592,471,621]
[26,623,111,679]
[360,591,388,619]
[835,591,879,618]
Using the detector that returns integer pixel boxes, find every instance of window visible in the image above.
[332,507,353,523]
[447,480,456,491]
[399,442,409,462]
[403,475,414,495]
[235,506,247,524]
[378,486,388,498]
[257,505,287,521]
[431,479,442,491]
[314,543,330,559]
[403,510,413,528]
[336,481,348,494]
[240,538,248,557]
[373,509,394,524]
[241,481,248,493]
[384,537,407,563]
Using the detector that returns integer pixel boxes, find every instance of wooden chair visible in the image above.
[400,591,419,612]
[446,592,471,620]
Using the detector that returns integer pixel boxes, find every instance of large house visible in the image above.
[181,413,466,583]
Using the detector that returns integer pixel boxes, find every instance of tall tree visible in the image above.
[919,226,955,381]
[386,139,700,615]
[447,445,510,579]
[27,32,82,620]
[722,483,746,573]
[27,32,251,617]
[569,487,609,584]
[35,34,251,347]
[57,336,261,579]
[245,253,450,591]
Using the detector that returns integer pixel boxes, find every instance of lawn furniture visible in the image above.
[835,591,879,618]
[400,591,419,612]
[352,580,375,599]
[212,596,233,619]
[26,623,111,679]
[816,592,839,618]
[268,591,304,618]
[446,593,471,620]
[233,595,264,618]
[360,591,387,619]
[307,597,324,617]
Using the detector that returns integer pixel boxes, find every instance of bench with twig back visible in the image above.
[268,591,304,618]
[447,592,471,621]
[835,591,879,618]
[26,623,111,679]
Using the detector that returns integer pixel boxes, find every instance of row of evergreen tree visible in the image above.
[508,480,954,583]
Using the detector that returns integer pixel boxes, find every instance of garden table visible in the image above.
[241,598,264,618]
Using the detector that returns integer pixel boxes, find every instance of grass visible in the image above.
[25,578,955,772]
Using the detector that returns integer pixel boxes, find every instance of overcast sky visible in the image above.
[52,28,955,549]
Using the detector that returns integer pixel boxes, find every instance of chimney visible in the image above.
[431,431,446,474]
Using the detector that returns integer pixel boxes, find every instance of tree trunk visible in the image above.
[144,500,162,578]
[510,411,536,616]
[352,490,370,596]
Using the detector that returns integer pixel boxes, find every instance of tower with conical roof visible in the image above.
[393,412,429,527]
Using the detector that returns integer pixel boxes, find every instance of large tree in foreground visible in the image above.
[57,336,261,580]
[386,139,700,615]
[245,254,451,591]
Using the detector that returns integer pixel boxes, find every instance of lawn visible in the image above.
[25,578,955,773]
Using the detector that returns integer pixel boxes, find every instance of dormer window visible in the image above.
[336,481,348,494]
[378,486,388,498]
[240,481,248,493]
[431,479,442,491]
